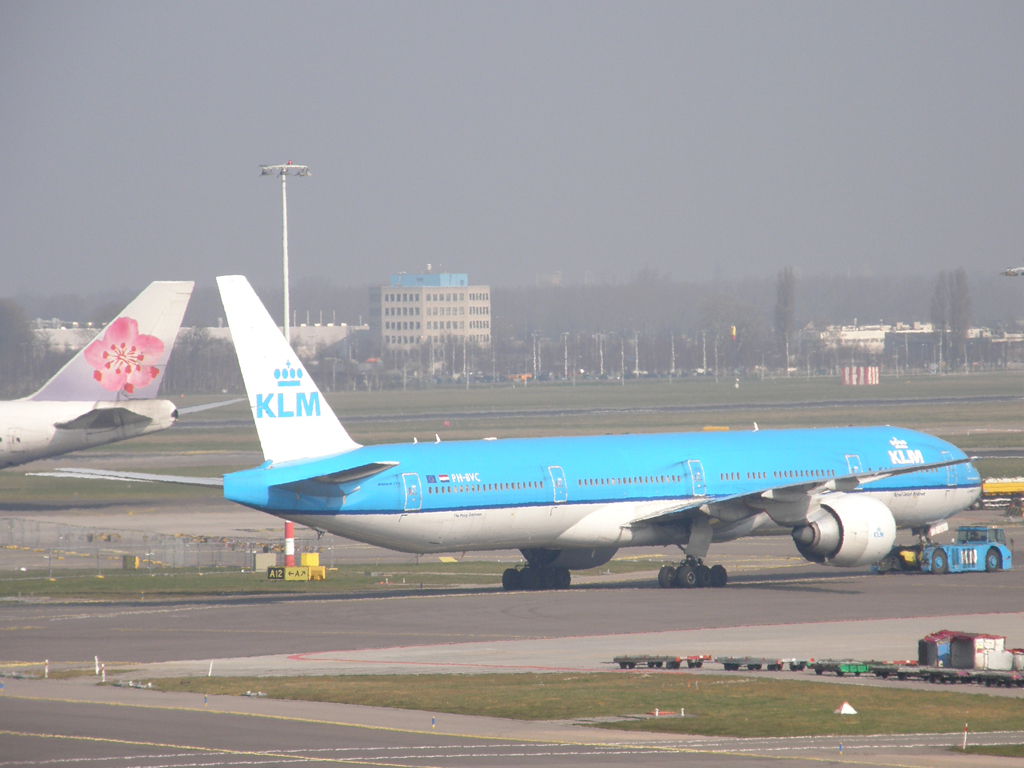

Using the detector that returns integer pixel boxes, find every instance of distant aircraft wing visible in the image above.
[176,398,246,415]
[632,456,972,528]
[31,468,222,487]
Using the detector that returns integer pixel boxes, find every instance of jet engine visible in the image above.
[791,496,896,567]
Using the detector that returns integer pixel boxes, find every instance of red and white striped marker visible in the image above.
[284,521,295,567]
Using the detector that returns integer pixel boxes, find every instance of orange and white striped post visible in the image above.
[284,521,295,567]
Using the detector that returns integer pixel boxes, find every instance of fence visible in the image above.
[0,517,333,575]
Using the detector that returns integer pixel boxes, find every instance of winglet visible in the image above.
[31,281,193,402]
[217,275,360,464]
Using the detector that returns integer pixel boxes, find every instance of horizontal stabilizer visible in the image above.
[272,461,400,499]
[307,461,399,486]
[55,407,152,431]
[32,281,193,402]
[35,468,223,486]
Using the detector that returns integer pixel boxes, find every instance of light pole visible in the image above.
[260,162,310,346]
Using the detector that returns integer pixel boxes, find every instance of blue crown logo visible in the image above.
[274,361,303,387]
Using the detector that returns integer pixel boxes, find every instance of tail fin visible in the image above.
[216,275,360,464]
[31,281,194,402]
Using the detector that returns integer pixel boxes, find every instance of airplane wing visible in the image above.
[35,459,401,492]
[30,468,223,486]
[632,456,973,528]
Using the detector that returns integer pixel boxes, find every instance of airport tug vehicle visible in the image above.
[875,525,1012,575]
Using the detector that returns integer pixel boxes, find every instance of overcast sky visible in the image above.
[2,1,1021,298]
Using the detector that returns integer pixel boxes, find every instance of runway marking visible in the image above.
[0,697,993,767]
[0,729,935,768]
[0,730,443,767]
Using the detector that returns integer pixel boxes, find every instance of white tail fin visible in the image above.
[31,281,193,402]
[216,275,360,464]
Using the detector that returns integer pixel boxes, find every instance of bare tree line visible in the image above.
[0,268,1016,397]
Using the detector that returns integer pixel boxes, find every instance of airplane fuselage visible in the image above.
[225,425,981,557]
[0,399,178,468]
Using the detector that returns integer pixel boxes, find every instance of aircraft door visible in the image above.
[941,451,957,487]
[687,460,706,496]
[402,473,422,511]
[548,466,568,503]
[6,429,25,454]
[845,455,862,474]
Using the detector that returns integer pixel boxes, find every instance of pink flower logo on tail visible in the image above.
[83,317,165,393]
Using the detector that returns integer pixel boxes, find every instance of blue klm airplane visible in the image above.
[61,276,985,590]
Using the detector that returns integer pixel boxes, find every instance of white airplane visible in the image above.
[54,276,983,590]
[0,281,193,469]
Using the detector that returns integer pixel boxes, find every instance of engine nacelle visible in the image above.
[791,496,896,567]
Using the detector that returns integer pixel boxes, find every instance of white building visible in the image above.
[369,271,491,351]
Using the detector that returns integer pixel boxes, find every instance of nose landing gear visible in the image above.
[658,558,727,589]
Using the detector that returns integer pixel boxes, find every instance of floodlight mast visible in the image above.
[260,162,310,346]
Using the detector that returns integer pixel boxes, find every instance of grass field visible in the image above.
[963,744,1024,757]
[151,672,1024,738]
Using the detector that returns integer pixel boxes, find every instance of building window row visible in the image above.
[427,320,465,330]
[387,335,421,344]
[469,320,489,329]
[469,292,489,301]
[469,306,489,315]
[386,306,420,316]
[385,321,421,330]
[426,293,464,302]
[385,293,420,303]
[427,306,463,316]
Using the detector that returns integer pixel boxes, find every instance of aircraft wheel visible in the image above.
[696,565,712,588]
[931,550,949,575]
[658,565,676,589]
[709,564,728,588]
[522,568,542,590]
[554,567,571,589]
[541,568,559,590]
[986,548,1002,573]
[676,564,697,588]
[501,568,521,591]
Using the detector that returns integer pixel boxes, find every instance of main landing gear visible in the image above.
[657,557,727,589]
[502,566,571,591]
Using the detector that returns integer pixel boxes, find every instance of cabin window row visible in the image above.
[718,469,838,481]
[578,475,682,487]
[773,468,836,480]
[429,481,543,495]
